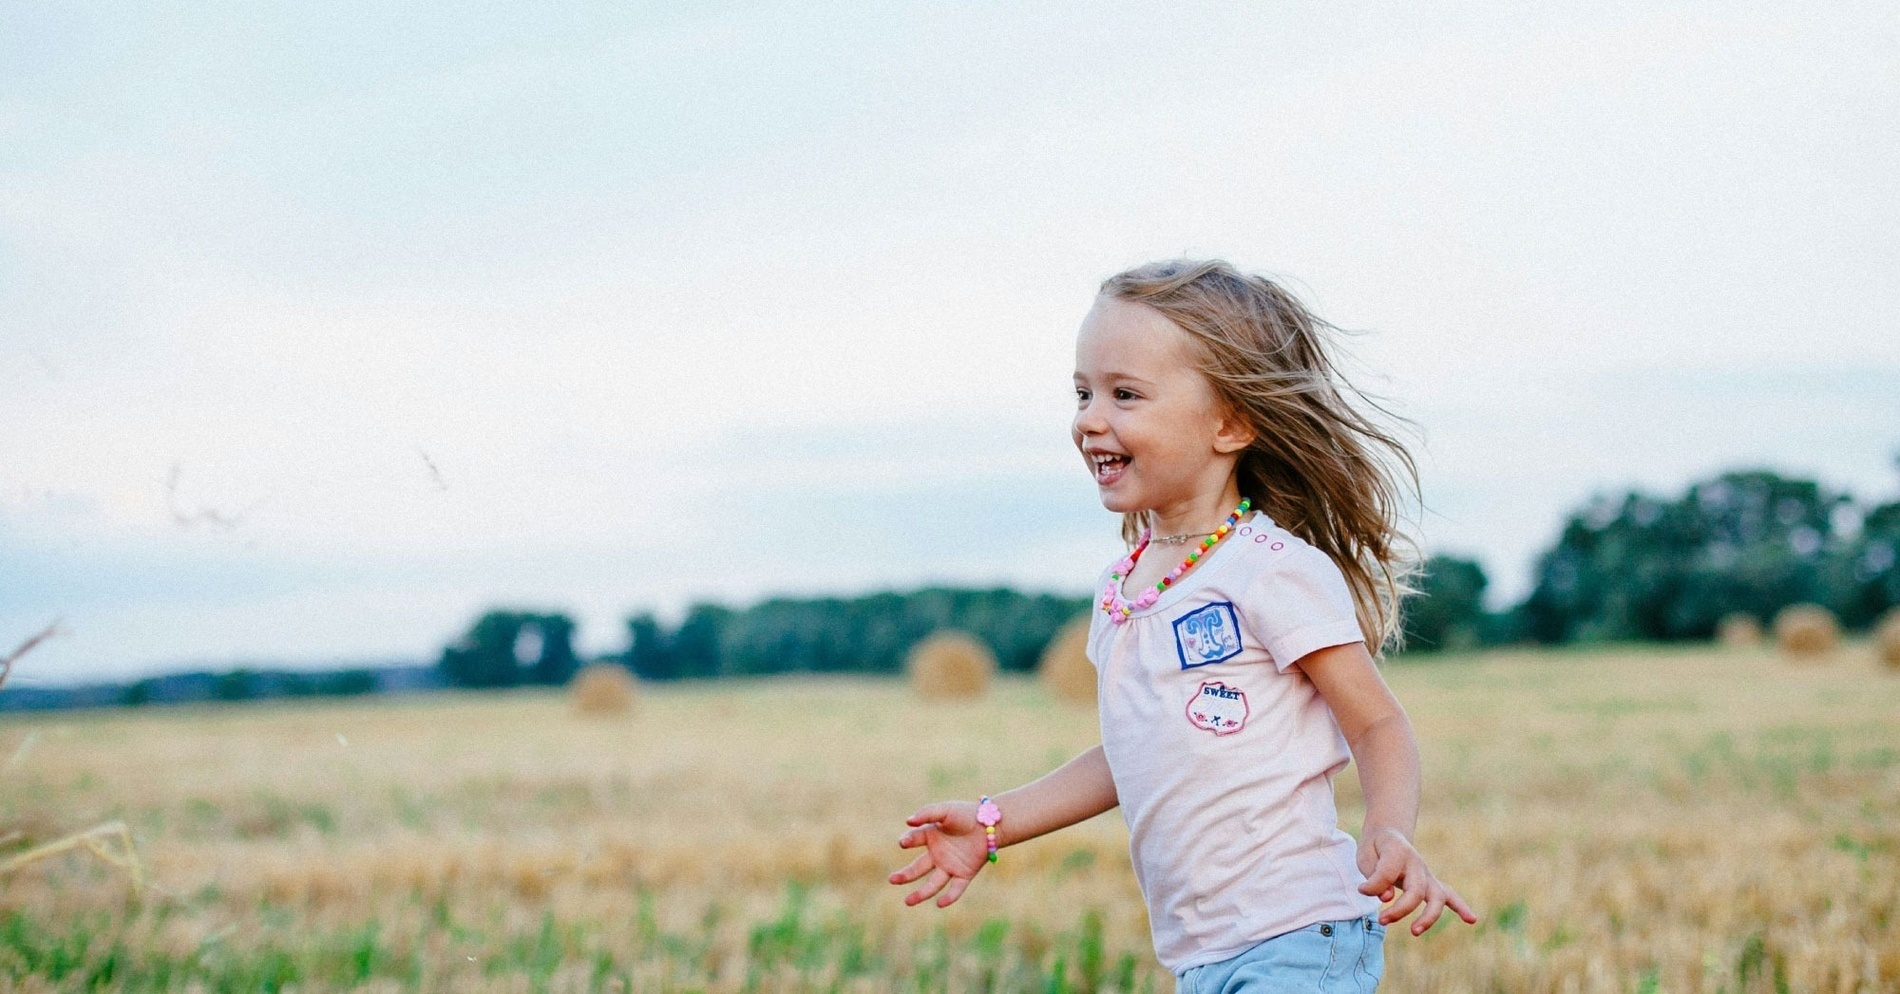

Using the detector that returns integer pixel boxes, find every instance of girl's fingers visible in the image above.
[1358,848,1404,896]
[898,828,926,849]
[1412,892,1448,935]
[905,804,950,828]
[905,867,951,907]
[1446,887,1479,924]
[1379,875,1428,925]
[936,875,971,908]
[888,852,934,886]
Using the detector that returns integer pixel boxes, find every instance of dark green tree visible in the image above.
[670,604,732,679]
[439,609,581,688]
[525,614,580,685]
[1842,499,1900,624]
[624,613,674,680]
[214,669,256,701]
[1835,451,1900,624]
[439,611,527,688]
[1401,555,1490,652]
[317,669,379,696]
[1519,470,1859,643]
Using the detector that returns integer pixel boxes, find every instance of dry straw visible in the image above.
[0,619,147,895]
[906,630,996,700]
[1772,603,1839,660]
[1876,608,1900,671]
[1714,612,1762,648]
[1038,616,1095,705]
[570,662,639,716]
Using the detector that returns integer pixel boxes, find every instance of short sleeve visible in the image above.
[1240,545,1366,672]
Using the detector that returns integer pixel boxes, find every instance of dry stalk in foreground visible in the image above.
[0,821,144,896]
[0,619,149,896]
[0,618,64,690]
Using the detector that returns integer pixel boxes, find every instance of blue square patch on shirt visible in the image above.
[1173,601,1244,668]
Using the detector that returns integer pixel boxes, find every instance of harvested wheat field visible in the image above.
[4,642,1898,993]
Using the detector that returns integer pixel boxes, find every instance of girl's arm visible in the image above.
[889,745,1117,908]
[1297,641,1479,935]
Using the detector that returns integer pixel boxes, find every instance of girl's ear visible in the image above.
[1213,408,1255,454]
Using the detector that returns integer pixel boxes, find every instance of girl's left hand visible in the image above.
[1355,827,1478,936]
[889,801,992,908]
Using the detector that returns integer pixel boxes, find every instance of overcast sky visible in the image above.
[4,1,1897,684]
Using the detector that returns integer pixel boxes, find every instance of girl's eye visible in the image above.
[1075,389,1091,404]
[1114,388,1138,401]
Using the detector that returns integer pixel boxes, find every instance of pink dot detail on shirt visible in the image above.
[1254,535,1267,543]
[1271,541,1284,550]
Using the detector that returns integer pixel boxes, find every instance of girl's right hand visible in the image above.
[889,800,992,908]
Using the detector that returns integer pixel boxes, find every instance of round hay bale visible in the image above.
[1772,604,1839,660]
[1876,608,1900,671]
[906,630,995,701]
[570,662,638,716]
[1038,616,1096,705]
[1715,613,1762,647]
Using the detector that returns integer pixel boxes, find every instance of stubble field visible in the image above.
[2,642,1897,993]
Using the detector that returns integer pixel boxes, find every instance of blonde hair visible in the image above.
[1099,259,1421,653]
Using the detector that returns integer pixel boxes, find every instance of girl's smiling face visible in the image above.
[1071,295,1253,517]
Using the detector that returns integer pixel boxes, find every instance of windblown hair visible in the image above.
[1099,259,1421,653]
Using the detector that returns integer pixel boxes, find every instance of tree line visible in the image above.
[625,589,1089,680]
[9,464,1894,710]
[436,590,1090,688]
[435,466,1900,686]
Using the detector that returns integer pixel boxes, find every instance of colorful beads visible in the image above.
[977,796,1002,864]
[1102,498,1251,625]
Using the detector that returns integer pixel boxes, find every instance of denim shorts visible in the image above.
[1175,915,1386,994]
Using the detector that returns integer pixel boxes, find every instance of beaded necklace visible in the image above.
[1101,497,1251,625]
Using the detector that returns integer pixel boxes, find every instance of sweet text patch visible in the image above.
[1186,679,1249,735]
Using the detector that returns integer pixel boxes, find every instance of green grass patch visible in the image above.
[0,895,1156,994]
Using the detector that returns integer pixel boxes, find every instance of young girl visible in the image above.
[888,260,1477,992]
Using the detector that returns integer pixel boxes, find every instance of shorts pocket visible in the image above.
[1353,917,1386,992]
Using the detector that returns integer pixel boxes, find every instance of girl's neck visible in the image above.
[1148,484,1247,540]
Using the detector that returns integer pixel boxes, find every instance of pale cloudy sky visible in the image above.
[4,1,1897,684]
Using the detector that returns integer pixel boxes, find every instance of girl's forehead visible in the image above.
[1076,297,1193,371]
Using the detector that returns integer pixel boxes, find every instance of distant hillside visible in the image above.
[0,665,445,713]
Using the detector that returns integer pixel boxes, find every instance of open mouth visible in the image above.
[1089,452,1129,485]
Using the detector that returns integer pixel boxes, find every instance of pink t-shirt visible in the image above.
[1087,510,1381,973]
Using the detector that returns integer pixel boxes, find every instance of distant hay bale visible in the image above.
[1772,604,1839,660]
[906,631,995,700]
[570,663,638,716]
[1876,609,1900,671]
[1038,617,1096,705]
[1715,613,1762,648]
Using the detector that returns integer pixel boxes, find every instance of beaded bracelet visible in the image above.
[976,796,1001,863]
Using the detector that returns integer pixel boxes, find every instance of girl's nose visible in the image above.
[1074,399,1107,436]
